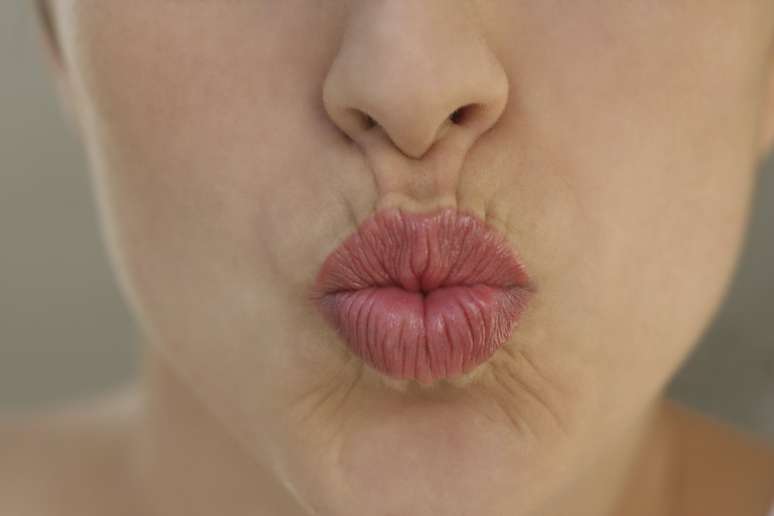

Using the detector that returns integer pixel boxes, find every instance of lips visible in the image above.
[309,207,534,385]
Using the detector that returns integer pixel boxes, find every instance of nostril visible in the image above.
[344,108,378,133]
[450,104,477,125]
[356,105,473,132]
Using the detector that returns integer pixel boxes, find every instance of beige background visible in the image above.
[2,3,773,438]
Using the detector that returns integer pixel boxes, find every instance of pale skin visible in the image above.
[3,1,774,515]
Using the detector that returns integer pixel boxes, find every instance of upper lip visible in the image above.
[310,207,534,300]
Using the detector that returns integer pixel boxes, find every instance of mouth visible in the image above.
[310,207,534,385]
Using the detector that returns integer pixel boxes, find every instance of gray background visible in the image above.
[2,3,773,439]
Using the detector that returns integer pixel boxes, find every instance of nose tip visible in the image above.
[354,104,483,159]
[321,3,509,161]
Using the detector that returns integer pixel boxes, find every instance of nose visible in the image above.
[322,1,509,161]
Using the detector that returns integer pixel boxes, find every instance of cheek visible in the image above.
[63,4,359,392]
[510,6,763,420]
[543,40,755,414]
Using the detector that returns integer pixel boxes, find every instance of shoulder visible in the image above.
[0,387,145,516]
[664,398,774,516]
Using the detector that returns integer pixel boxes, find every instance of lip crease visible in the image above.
[309,206,535,385]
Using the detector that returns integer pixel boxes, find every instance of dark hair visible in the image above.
[35,0,54,40]
[34,0,60,59]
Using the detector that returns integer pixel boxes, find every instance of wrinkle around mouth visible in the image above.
[319,281,531,298]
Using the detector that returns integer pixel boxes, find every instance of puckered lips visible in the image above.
[309,207,534,385]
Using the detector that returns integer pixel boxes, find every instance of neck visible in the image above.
[593,398,679,516]
[126,347,679,516]
[128,348,309,516]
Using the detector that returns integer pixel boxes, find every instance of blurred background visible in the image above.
[1,3,773,438]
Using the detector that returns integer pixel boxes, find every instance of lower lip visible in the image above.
[318,283,531,385]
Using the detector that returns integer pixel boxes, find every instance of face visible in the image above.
[49,1,774,515]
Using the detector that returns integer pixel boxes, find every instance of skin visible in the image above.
[4,1,774,515]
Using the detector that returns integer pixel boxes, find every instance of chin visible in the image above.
[272,358,578,516]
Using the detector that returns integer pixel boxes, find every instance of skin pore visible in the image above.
[4,1,774,515]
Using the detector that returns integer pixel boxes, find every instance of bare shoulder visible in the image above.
[663,398,774,516]
[0,386,146,516]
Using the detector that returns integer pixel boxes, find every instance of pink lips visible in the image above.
[310,207,534,385]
